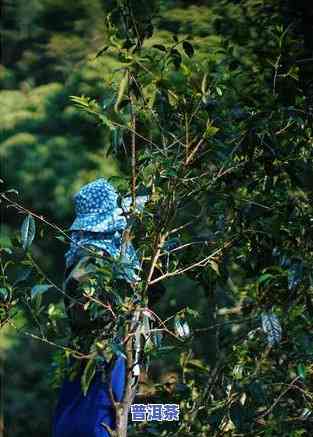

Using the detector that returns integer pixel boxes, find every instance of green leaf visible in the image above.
[99,114,114,129]
[117,99,130,110]
[55,235,66,243]
[204,125,219,138]
[31,284,52,298]
[13,268,32,286]
[209,259,220,275]
[185,307,199,319]
[70,95,93,109]
[0,288,8,300]
[95,45,109,58]
[108,175,129,192]
[187,359,209,372]
[257,273,273,285]
[297,363,306,380]
[174,317,191,338]
[122,39,134,49]
[166,168,177,177]
[48,304,55,316]
[2,248,12,255]
[201,73,208,95]
[153,44,166,52]
[216,86,223,96]
[114,73,128,112]
[6,188,18,195]
[21,214,36,250]
[81,359,96,396]
[170,48,182,69]
[182,41,194,58]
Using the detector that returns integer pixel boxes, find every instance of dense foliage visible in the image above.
[1,1,313,436]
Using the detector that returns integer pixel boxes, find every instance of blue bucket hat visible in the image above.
[65,178,148,283]
[69,178,126,233]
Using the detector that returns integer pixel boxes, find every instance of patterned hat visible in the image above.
[69,178,126,233]
[66,178,149,283]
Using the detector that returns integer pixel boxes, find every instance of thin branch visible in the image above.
[84,294,117,320]
[259,376,301,419]
[129,73,137,208]
[194,316,257,333]
[149,238,236,284]
[145,234,166,291]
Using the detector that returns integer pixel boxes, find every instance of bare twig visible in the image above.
[259,376,301,418]
[149,238,236,285]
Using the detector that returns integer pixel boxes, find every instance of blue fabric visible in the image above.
[69,178,123,232]
[53,357,126,437]
[65,230,141,283]
[69,178,148,233]
[65,178,148,283]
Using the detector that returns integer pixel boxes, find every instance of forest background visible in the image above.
[1,0,313,436]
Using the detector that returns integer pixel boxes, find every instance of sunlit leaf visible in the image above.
[114,73,128,112]
[216,86,223,96]
[209,259,220,275]
[2,248,12,255]
[6,188,19,195]
[174,317,191,338]
[258,273,273,286]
